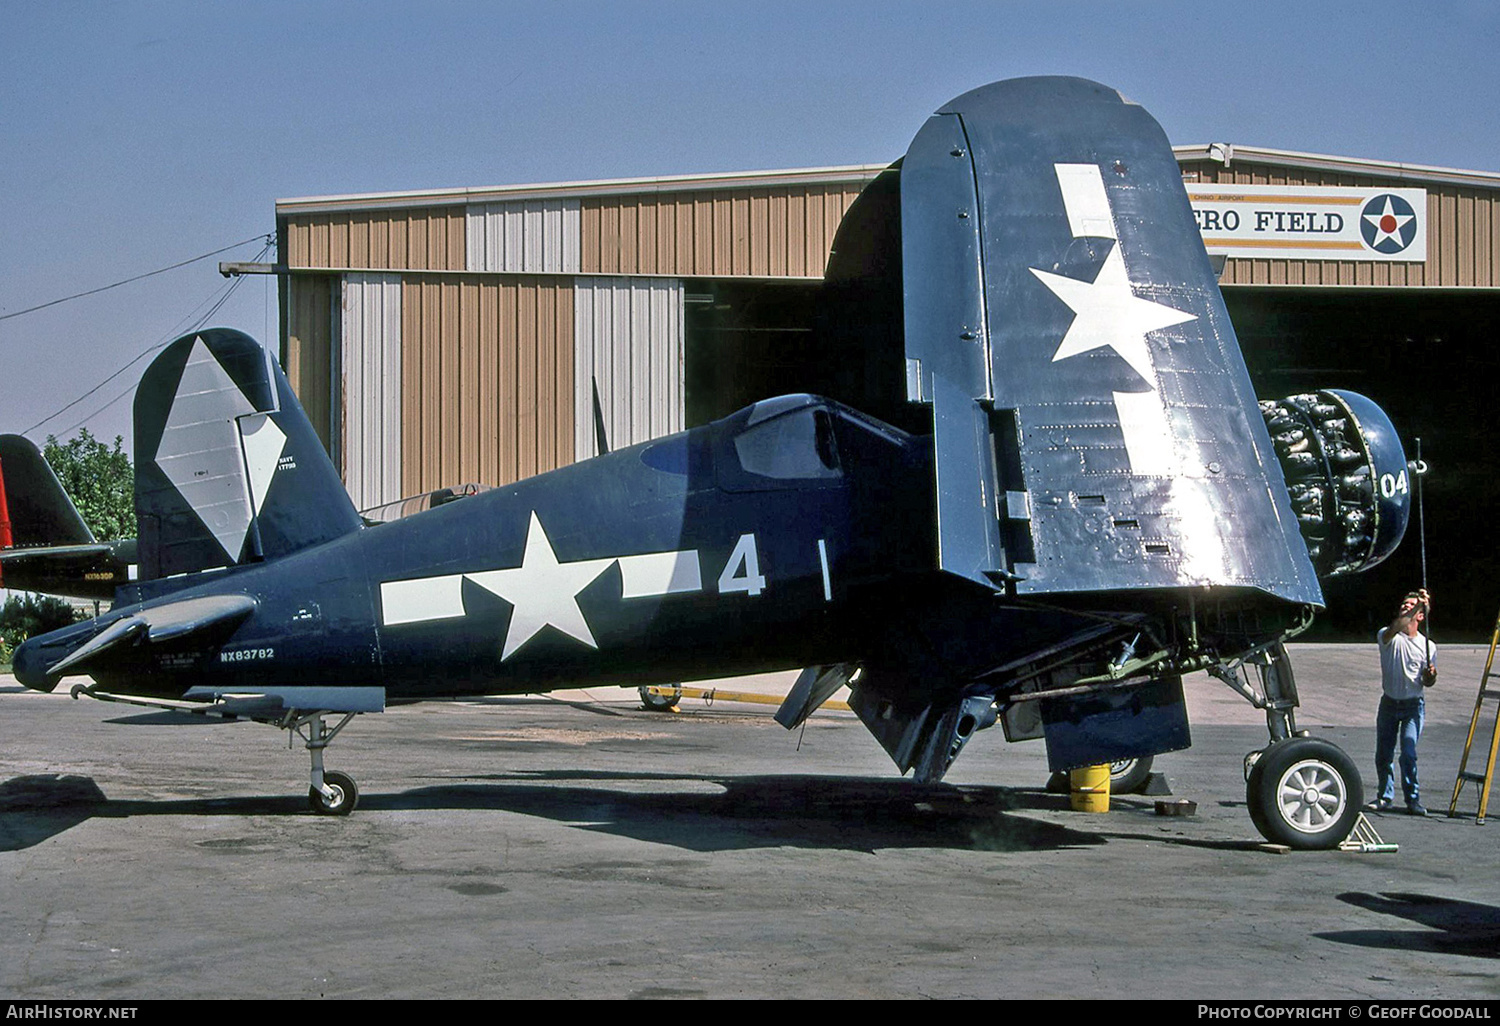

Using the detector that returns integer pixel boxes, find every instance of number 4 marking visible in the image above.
[1379,470,1409,499]
[718,533,766,597]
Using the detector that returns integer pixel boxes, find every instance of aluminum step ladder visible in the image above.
[1447,610,1500,823]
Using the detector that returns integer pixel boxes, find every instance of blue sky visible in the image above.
[2,0,1498,450]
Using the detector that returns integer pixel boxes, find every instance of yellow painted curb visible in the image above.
[640,685,851,712]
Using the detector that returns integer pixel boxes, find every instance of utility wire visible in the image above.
[25,242,272,438]
[0,234,271,323]
[40,275,253,440]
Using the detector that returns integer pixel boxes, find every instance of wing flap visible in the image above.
[774,663,856,729]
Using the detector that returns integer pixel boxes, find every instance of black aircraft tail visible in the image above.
[0,433,95,549]
[0,433,135,600]
[133,329,363,580]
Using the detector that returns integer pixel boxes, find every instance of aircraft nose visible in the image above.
[1260,389,1414,578]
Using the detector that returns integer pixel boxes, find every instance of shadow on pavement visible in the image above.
[0,771,1106,855]
[1316,892,1500,960]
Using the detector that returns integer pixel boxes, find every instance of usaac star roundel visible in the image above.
[1359,194,1419,254]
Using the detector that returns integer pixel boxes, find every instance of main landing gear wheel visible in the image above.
[309,770,359,816]
[1109,755,1154,794]
[1246,738,1361,849]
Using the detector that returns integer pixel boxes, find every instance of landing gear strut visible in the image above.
[287,711,360,816]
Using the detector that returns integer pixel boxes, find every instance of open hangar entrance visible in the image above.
[1226,287,1500,639]
[682,278,823,427]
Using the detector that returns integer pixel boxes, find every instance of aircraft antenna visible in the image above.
[1415,438,1428,592]
[1415,438,1432,669]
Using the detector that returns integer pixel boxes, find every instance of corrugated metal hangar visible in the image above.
[276,146,1500,636]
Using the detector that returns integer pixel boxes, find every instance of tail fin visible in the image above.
[133,329,362,579]
[0,433,94,548]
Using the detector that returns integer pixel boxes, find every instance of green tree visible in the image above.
[44,429,135,541]
[0,593,78,654]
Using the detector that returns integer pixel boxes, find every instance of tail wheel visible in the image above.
[1246,738,1361,849]
[639,685,682,712]
[309,770,359,816]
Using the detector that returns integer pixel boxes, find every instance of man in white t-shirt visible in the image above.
[1373,588,1437,815]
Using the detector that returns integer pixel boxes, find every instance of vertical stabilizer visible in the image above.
[0,434,95,547]
[134,329,362,579]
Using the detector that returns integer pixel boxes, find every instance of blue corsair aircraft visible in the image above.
[15,78,1418,849]
[0,433,137,599]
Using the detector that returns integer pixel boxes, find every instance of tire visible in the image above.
[309,770,359,816]
[1246,738,1362,849]
[1109,755,1154,794]
[639,685,682,712]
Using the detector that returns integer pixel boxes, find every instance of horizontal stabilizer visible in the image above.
[775,663,856,729]
[0,542,132,600]
[70,684,385,719]
[41,594,257,678]
[182,685,385,714]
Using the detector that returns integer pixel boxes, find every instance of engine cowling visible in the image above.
[1260,389,1413,578]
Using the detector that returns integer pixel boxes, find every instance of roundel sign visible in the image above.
[1360,194,1420,255]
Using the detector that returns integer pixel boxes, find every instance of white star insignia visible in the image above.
[466,512,616,660]
[1362,197,1414,249]
[1030,245,1198,384]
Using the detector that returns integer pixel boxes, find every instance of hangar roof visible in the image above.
[277,164,891,215]
[277,147,1500,216]
[1172,144,1500,190]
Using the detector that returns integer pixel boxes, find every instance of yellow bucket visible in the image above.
[1069,764,1111,813]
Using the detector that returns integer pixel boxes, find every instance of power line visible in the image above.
[25,243,271,438]
[0,234,272,324]
[37,276,254,440]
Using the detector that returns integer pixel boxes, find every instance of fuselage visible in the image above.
[62,396,935,699]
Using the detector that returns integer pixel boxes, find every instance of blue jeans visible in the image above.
[1376,695,1424,804]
